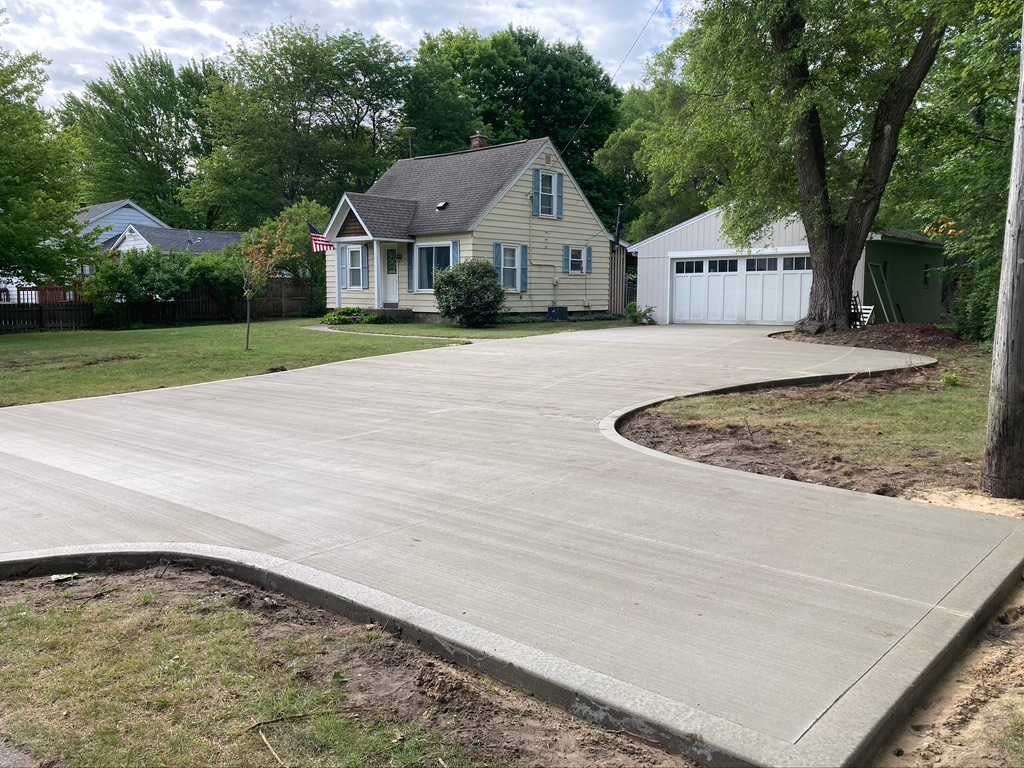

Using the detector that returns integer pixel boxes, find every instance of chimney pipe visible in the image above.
[469,132,489,150]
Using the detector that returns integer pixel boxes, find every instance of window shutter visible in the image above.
[408,244,415,291]
[493,242,501,276]
[562,245,570,273]
[585,246,593,274]
[531,170,540,217]
[555,173,564,219]
[361,246,369,289]
[451,240,460,266]
[340,249,349,290]
[520,245,528,293]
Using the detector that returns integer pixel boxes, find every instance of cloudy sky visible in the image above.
[0,0,681,106]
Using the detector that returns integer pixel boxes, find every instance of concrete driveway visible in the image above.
[2,326,1021,766]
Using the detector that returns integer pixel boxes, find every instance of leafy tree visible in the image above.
[61,51,220,228]
[183,26,408,229]
[405,27,622,224]
[236,198,331,314]
[186,251,244,308]
[239,220,295,350]
[644,0,971,330]
[82,249,191,311]
[882,0,1019,340]
[0,40,93,283]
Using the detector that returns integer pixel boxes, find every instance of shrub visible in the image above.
[626,302,656,324]
[323,307,369,324]
[433,260,505,327]
[186,252,244,306]
[83,249,191,312]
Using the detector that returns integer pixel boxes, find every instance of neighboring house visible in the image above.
[77,199,171,263]
[109,225,243,255]
[633,208,944,326]
[322,135,613,315]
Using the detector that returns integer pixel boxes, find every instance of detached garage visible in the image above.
[633,208,944,326]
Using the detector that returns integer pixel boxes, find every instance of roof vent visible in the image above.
[436,201,448,210]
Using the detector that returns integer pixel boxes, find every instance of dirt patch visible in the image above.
[0,566,689,768]
[875,579,1024,767]
[776,324,965,355]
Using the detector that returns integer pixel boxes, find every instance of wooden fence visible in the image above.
[0,278,314,333]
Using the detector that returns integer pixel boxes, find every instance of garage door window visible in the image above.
[746,257,778,272]
[675,260,704,274]
[708,259,738,273]
[783,256,811,270]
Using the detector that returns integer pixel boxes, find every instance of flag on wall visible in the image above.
[309,224,333,253]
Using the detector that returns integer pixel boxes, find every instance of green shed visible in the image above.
[859,231,944,324]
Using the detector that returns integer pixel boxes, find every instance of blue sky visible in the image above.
[0,0,681,106]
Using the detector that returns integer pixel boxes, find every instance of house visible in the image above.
[322,135,613,316]
[109,224,242,255]
[633,208,944,325]
[77,199,170,252]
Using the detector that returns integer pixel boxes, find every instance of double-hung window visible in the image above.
[347,247,363,288]
[501,244,519,291]
[416,243,451,291]
[538,171,555,217]
[568,246,585,274]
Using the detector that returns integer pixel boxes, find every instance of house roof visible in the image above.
[118,225,243,254]
[345,193,419,240]
[873,229,943,248]
[364,137,550,235]
[76,199,169,229]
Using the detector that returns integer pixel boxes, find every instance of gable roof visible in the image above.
[364,137,550,235]
[112,225,243,254]
[344,193,418,240]
[76,199,169,229]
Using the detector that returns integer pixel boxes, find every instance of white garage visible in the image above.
[632,208,845,326]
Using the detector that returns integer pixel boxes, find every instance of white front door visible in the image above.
[384,248,399,304]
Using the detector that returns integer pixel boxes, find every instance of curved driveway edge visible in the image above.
[0,326,1019,768]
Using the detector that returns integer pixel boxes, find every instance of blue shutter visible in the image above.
[585,246,593,274]
[361,246,369,289]
[493,242,501,276]
[451,240,460,266]
[520,245,528,293]
[408,244,415,291]
[340,249,349,290]
[555,173,564,219]
[531,169,541,217]
[562,245,570,273]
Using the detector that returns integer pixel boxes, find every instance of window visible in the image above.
[674,260,704,274]
[347,247,363,288]
[745,257,778,272]
[386,248,398,275]
[783,256,810,270]
[538,171,555,217]
[569,246,585,274]
[501,244,519,290]
[80,264,95,277]
[416,243,451,291]
[708,259,738,273]
[0,287,8,303]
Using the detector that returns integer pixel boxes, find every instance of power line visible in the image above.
[560,0,667,155]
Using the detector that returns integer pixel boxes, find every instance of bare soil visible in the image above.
[875,578,1024,768]
[0,565,689,768]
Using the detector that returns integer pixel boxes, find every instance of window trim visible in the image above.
[538,170,556,219]
[498,242,521,292]
[346,246,365,290]
[413,241,453,293]
[568,245,586,275]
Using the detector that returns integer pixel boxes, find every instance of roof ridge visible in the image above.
[397,137,548,162]
[348,192,419,203]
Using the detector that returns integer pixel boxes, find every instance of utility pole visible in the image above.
[983,9,1024,498]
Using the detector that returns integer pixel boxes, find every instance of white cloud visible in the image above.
[0,0,681,105]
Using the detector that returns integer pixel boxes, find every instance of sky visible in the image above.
[0,0,681,106]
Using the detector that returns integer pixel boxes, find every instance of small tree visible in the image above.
[240,221,294,350]
[433,260,505,327]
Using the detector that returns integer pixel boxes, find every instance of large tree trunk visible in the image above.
[983,12,1024,499]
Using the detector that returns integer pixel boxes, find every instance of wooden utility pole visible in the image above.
[983,10,1024,498]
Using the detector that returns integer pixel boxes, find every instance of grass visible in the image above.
[999,711,1024,767]
[0,587,486,768]
[0,319,454,407]
[327,318,629,338]
[652,344,991,476]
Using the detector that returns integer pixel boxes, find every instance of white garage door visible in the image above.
[671,255,812,325]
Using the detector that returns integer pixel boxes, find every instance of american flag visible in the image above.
[309,224,333,253]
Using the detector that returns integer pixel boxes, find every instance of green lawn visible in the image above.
[325,318,630,338]
[0,319,451,407]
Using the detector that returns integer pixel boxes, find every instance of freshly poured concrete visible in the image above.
[1,326,1020,766]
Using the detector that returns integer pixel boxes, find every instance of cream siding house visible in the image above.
[323,137,612,316]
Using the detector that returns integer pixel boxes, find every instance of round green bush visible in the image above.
[433,260,505,327]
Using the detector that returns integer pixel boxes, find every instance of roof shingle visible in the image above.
[128,225,242,254]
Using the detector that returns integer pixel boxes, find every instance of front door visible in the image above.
[384,248,399,305]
